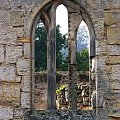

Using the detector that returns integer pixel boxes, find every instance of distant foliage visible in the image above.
[76,48,89,72]
[77,23,89,52]
[35,22,47,71]
[35,22,68,71]
[35,21,89,72]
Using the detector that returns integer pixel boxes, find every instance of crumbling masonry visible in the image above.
[0,0,120,120]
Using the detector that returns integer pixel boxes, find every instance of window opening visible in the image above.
[76,20,96,110]
[56,4,69,110]
[32,2,96,111]
[34,20,47,110]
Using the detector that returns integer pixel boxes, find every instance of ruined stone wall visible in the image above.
[0,0,120,120]
[34,72,89,110]
[103,1,120,118]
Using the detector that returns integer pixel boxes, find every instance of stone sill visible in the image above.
[24,108,108,120]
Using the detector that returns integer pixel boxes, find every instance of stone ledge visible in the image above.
[24,109,108,120]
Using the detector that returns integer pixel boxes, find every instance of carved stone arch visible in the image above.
[80,9,96,58]
[30,0,65,110]
[30,1,56,110]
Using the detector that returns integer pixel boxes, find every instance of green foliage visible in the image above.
[76,48,89,72]
[35,22,89,72]
[56,84,67,94]
[35,22,47,71]
[35,22,68,71]
[56,25,68,71]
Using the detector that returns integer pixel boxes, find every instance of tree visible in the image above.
[35,22,68,71]
[76,48,89,72]
[35,22,47,71]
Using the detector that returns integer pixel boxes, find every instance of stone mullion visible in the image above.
[68,13,77,110]
[47,5,56,109]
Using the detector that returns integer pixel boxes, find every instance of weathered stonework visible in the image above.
[0,45,4,63]
[17,58,30,75]
[10,11,24,27]
[0,65,17,82]
[0,106,13,120]
[0,0,119,120]
[6,45,23,63]
[21,92,30,109]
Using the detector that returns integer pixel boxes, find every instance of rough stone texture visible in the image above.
[17,58,30,75]
[6,45,23,63]
[21,92,30,109]
[25,109,108,120]
[106,56,120,65]
[0,45,4,63]
[14,27,24,38]
[2,82,21,106]
[0,65,17,82]
[111,65,120,80]
[107,45,120,56]
[14,108,24,119]
[107,27,120,45]
[10,11,24,27]
[35,81,47,110]
[0,0,119,120]
[0,106,13,120]
[24,43,30,58]
[21,75,31,92]
[104,11,120,26]
[0,10,11,27]
[0,26,17,45]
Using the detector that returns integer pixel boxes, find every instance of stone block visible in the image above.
[24,43,30,58]
[96,40,107,55]
[103,0,120,9]
[110,80,120,90]
[0,106,13,120]
[96,46,107,55]
[2,82,21,106]
[0,65,16,82]
[96,56,106,71]
[18,37,30,43]
[21,75,30,92]
[106,56,120,65]
[16,76,22,83]
[10,11,24,27]
[17,58,30,75]
[0,10,11,27]
[104,11,120,26]
[0,0,11,10]
[94,10,104,18]
[0,45,4,63]
[111,0,120,9]
[14,27,24,38]
[107,45,120,56]
[97,78,109,89]
[10,0,32,8]
[14,108,23,119]
[68,13,81,32]
[21,92,30,108]
[0,83,2,101]
[94,19,104,40]
[111,65,120,80]
[107,27,120,45]
[24,16,31,37]
[0,27,17,45]
[108,102,120,118]
[96,89,106,108]
[6,45,23,63]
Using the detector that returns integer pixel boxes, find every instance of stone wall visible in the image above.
[0,0,120,120]
[34,72,89,110]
